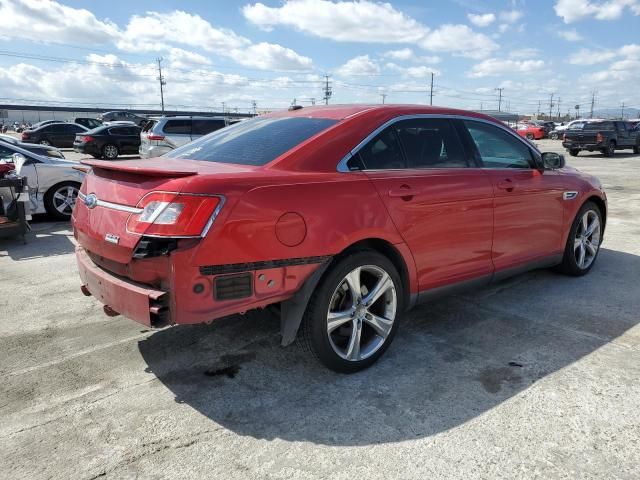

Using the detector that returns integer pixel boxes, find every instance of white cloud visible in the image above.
[0,0,119,44]
[467,13,496,27]
[568,48,617,64]
[335,55,380,76]
[242,0,427,43]
[468,58,546,77]
[383,48,415,61]
[231,43,313,71]
[243,0,496,58]
[579,43,640,84]
[420,24,498,59]
[499,10,524,23]
[404,65,441,77]
[554,0,640,23]
[168,48,211,69]
[509,48,540,59]
[558,29,583,41]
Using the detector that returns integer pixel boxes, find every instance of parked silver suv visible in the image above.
[139,116,228,158]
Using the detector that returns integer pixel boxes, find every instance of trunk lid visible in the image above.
[73,158,258,265]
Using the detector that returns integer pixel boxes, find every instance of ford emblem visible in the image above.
[84,193,98,209]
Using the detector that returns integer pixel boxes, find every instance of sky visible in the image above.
[0,0,639,115]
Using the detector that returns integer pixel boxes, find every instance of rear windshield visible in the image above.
[142,120,157,132]
[165,117,338,165]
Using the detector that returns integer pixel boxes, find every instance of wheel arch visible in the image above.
[279,236,416,346]
[585,194,607,234]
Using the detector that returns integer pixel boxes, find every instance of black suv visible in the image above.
[21,123,88,148]
[73,124,141,159]
[562,120,640,156]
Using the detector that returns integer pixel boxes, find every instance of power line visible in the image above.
[495,88,504,111]
[429,72,434,106]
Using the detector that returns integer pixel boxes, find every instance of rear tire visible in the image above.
[526,133,534,140]
[603,140,615,157]
[44,181,81,220]
[300,250,404,373]
[569,149,579,157]
[633,145,639,154]
[39,140,51,146]
[103,144,119,160]
[550,132,559,140]
[555,201,603,276]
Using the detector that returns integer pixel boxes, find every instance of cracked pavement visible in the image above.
[1,140,639,479]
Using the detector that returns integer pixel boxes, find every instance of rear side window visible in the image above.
[142,120,157,132]
[166,117,337,166]
[463,120,533,169]
[192,119,226,135]
[585,122,612,130]
[357,126,404,169]
[394,118,467,168]
[163,120,191,134]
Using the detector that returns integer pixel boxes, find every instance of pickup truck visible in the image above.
[562,120,640,157]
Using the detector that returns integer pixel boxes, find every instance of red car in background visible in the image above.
[72,105,607,373]
[517,123,546,140]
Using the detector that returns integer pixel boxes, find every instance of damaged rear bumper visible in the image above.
[76,246,169,327]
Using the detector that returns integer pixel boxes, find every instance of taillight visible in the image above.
[81,135,94,142]
[596,133,604,142]
[147,134,165,140]
[126,192,223,238]
[21,132,29,140]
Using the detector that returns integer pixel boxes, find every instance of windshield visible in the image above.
[165,116,338,166]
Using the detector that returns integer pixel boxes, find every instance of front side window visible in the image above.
[357,126,404,170]
[463,120,534,169]
[166,116,337,166]
[394,118,468,168]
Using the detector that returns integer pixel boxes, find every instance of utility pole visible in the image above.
[251,100,257,115]
[590,91,596,118]
[310,98,316,105]
[156,57,166,113]
[548,93,554,119]
[323,75,332,105]
[575,104,580,119]
[537,100,541,117]
[621,102,625,119]
[380,93,387,104]
[557,98,561,120]
[480,102,483,111]
[429,72,434,106]
[495,88,504,112]
[221,101,226,114]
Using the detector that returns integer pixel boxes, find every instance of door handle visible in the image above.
[497,178,516,192]
[388,184,416,200]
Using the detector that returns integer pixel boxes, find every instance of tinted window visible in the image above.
[142,120,157,132]
[166,117,337,166]
[464,120,533,169]
[357,127,404,169]
[46,124,66,132]
[0,144,14,161]
[395,118,467,168]
[109,127,139,135]
[192,119,226,135]
[584,122,613,130]
[163,120,191,134]
[69,124,86,132]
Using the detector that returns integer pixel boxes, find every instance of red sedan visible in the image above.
[72,105,606,373]
[517,123,546,140]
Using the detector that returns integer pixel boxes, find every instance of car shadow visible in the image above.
[138,247,639,446]
[0,216,75,260]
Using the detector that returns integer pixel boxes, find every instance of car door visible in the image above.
[459,119,565,272]
[360,117,494,292]
[614,121,630,147]
[119,126,141,153]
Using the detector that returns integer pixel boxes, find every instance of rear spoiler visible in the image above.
[80,159,197,178]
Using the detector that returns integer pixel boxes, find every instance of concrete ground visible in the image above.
[1,140,639,479]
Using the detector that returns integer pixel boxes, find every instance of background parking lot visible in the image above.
[1,140,639,479]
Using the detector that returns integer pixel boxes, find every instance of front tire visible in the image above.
[550,132,559,140]
[39,140,51,146]
[526,133,534,140]
[556,201,603,276]
[569,149,580,157]
[301,250,404,373]
[44,181,81,220]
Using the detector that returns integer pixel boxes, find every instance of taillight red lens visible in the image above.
[21,132,29,140]
[147,134,165,140]
[596,133,604,142]
[126,192,221,237]
[83,135,94,142]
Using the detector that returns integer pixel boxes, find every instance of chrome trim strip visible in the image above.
[336,113,540,172]
[78,191,143,214]
[201,194,226,237]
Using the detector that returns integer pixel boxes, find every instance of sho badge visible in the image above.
[84,193,98,209]
[105,233,120,245]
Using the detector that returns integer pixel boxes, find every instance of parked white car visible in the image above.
[0,143,84,220]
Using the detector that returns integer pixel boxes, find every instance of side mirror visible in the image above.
[541,152,565,170]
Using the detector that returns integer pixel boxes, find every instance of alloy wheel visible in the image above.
[574,210,601,269]
[52,185,79,215]
[326,265,397,361]
[104,145,118,159]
